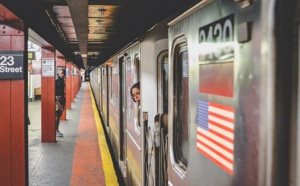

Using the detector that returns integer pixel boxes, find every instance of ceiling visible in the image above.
[0,0,199,70]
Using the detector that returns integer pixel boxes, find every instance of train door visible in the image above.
[169,37,189,185]
[133,54,140,129]
[98,68,102,109]
[101,66,109,129]
[99,67,103,113]
[119,56,126,160]
[156,50,169,185]
[287,1,300,185]
[125,53,142,186]
[296,14,300,185]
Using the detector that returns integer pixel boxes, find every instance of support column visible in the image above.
[0,5,27,186]
[56,56,66,120]
[71,64,75,102]
[66,63,71,109]
[41,47,56,142]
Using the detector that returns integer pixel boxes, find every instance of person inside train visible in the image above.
[55,68,66,137]
[130,82,140,104]
[131,82,140,126]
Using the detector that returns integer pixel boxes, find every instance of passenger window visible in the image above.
[122,62,126,111]
[134,56,140,83]
[162,55,168,113]
[110,67,113,100]
[111,61,119,106]
[173,44,189,170]
[157,51,168,114]
[134,55,141,130]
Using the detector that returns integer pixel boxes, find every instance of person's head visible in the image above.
[130,82,140,103]
[58,69,65,78]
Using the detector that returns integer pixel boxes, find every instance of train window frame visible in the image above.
[134,54,140,83]
[157,50,168,114]
[171,36,189,174]
[102,68,106,76]
[134,54,141,134]
[109,66,113,102]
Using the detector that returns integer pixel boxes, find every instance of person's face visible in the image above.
[59,70,65,78]
[132,88,140,103]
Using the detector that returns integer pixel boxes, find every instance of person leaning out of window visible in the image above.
[130,82,140,127]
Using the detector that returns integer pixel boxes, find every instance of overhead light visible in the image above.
[234,0,252,8]
[98,8,107,16]
[81,54,87,58]
[96,19,102,26]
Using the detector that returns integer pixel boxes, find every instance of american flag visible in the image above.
[196,100,234,175]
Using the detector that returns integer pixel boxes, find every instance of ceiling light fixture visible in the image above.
[98,8,107,16]
[96,19,102,26]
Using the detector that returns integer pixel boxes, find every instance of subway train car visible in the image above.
[90,15,172,186]
[91,0,300,185]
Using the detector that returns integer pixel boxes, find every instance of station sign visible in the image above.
[0,51,24,80]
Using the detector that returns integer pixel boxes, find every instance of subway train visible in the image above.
[90,0,300,185]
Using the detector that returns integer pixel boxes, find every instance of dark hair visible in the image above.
[60,69,65,75]
[130,82,140,102]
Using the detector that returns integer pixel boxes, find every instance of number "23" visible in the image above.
[0,56,15,66]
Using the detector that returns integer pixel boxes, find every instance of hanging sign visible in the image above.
[0,51,24,80]
[42,58,55,77]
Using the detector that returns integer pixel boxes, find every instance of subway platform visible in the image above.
[28,82,120,186]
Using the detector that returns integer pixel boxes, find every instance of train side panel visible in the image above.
[168,0,272,185]
[90,68,100,111]
[96,68,101,111]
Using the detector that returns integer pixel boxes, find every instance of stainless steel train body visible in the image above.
[91,0,300,185]
[91,17,171,186]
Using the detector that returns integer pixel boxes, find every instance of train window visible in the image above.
[122,62,126,112]
[134,55,140,83]
[173,44,189,170]
[134,54,141,129]
[110,67,113,100]
[162,55,168,113]
[102,68,106,76]
[157,51,168,113]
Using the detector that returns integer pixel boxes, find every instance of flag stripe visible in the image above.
[209,118,234,133]
[197,127,233,150]
[209,124,234,140]
[208,112,233,128]
[208,129,234,143]
[209,102,234,113]
[197,143,233,170]
[197,135,233,161]
[198,128,233,153]
[197,146,233,175]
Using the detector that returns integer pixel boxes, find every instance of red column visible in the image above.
[0,5,27,186]
[41,47,56,142]
[71,64,75,102]
[56,57,66,120]
[66,63,71,109]
[75,68,78,94]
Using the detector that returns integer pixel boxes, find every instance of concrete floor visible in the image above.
[28,85,84,186]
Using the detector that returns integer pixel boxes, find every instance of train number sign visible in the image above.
[198,14,234,62]
[0,51,24,80]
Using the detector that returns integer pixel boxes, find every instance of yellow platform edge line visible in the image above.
[88,84,119,185]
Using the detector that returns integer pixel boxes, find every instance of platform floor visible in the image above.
[28,82,119,186]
